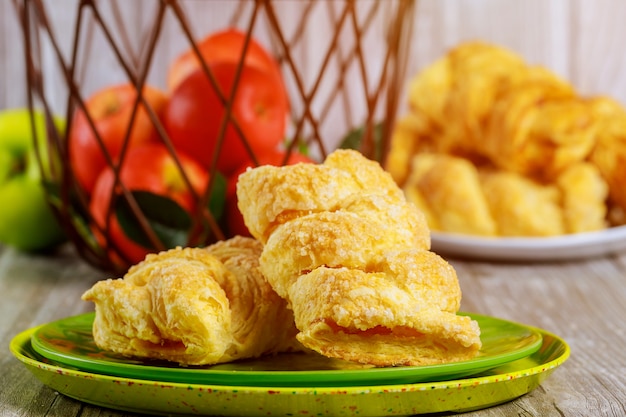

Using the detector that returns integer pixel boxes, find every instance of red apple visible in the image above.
[89,142,209,267]
[69,83,168,194]
[167,28,285,95]
[164,62,289,175]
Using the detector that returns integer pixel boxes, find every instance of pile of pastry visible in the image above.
[82,150,481,367]
[387,41,626,237]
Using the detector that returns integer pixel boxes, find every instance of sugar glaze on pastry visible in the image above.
[237,149,482,366]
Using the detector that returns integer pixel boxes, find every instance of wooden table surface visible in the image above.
[1,241,626,417]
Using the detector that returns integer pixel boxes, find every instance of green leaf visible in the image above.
[339,122,385,162]
[40,179,61,207]
[208,172,227,221]
[283,137,310,157]
[41,179,102,251]
[115,191,192,250]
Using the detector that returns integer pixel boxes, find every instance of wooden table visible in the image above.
[2,241,625,416]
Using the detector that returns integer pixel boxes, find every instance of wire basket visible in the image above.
[17,0,416,273]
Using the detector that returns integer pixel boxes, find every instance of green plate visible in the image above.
[11,318,569,416]
[29,313,541,387]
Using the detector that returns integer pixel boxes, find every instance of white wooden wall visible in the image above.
[2,0,626,135]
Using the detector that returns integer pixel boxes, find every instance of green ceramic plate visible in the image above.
[30,313,541,387]
[11,319,569,416]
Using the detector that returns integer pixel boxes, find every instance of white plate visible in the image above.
[431,225,626,261]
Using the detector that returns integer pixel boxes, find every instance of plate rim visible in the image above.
[11,319,569,392]
[10,317,570,416]
[431,224,626,261]
[29,312,543,386]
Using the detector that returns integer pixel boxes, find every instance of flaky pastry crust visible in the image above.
[236,149,407,243]
[288,249,480,366]
[237,149,481,367]
[480,169,565,236]
[82,238,302,365]
[555,162,608,233]
[260,204,427,301]
[404,153,496,236]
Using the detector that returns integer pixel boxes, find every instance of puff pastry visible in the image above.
[288,250,480,366]
[555,162,608,233]
[404,153,497,236]
[480,169,565,237]
[82,237,302,365]
[236,148,410,244]
[237,149,481,366]
[589,97,626,220]
[403,152,609,237]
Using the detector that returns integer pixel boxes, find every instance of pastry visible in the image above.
[237,149,482,366]
[287,249,479,366]
[260,203,426,301]
[236,148,408,244]
[403,153,497,236]
[555,162,608,233]
[480,169,565,236]
[589,97,626,219]
[82,237,302,365]
[388,41,620,237]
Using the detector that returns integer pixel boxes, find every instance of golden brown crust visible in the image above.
[340,193,430,251]
[388,41,626,237]
[403,152,610,237]
[288,250,480,366]
[589,97,626,219]
[322,149,405,200]
[206,237,302,357]
[236,163,359,243]
[555,163,608,233]
[480,169,565,237]
[237,149,481,367]
[260,201,429,301]
[236,149,407,244]
[404,153,497,236]
[82,247,233,364]
[82,239,302,365]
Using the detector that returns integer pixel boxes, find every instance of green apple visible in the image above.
[0,108,67,252]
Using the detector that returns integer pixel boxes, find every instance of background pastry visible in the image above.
[403,153,496,236]
[388,41,623,235]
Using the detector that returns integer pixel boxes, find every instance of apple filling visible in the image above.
[321,318,426,339]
